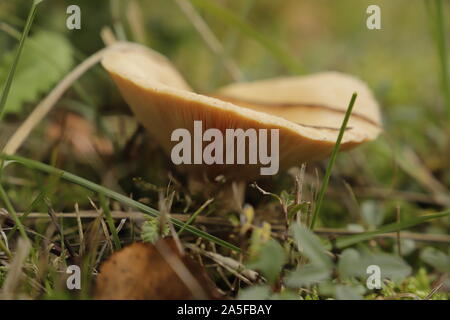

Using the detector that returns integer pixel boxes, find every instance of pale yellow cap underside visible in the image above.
[101,43,382,179]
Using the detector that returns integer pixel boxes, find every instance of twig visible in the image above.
[45,200,76,258]
[2,43,133,155]
[110,0,127,41]
[396,148,450,206]
[396,205,402,256]
[0,238,31,299]
[313,228,450,244]
[425,277,447,300]
[74,203,84,256]
[7,210,450,244]
[159,192,184,255]
[187,243,260,282]
[155,239,208,299]
[346,187,450,207]
[126,0,146,43]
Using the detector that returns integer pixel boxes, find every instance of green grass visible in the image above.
[333,210,450,249]
[190,0,304,74]
[0,0,42,121]
[426,0,450,122]
[0,153,241,253]
[310,93,357,229]
[0,0,449,300]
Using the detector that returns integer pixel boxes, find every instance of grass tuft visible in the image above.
[0,153,241,253]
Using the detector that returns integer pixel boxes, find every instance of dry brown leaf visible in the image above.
[94,239,222,300]
[46,112,113,158]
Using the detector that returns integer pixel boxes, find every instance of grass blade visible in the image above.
[334,211,450,249]
[0,0,43,120]
[426,0,450,122]
[0,153,241,253]
[178,198,213,236]
[310,93,357,229]
[190,0,303,74]
[7,172,61,239]
[99,193,122,250]
[0,183,29,241]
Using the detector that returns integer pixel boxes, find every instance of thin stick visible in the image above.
[6,211,450,244]
[99,193,121,250]
[74,203,84,256]
[154,239,208,299]
[187,244,260,282]
[174,0,243,81]
[396,205,402,256]
[2,43,130,155]
[46,199,76,258]
[110,0,127,41]
[126,0,146,44]
[0,238,31,299]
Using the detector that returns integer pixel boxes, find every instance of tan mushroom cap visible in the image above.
[101,43,382,180]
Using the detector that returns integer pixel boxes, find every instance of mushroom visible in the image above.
[101,43,381,181]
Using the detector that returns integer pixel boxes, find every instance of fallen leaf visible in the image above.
[94,238,222,300]
[46,112,113,158]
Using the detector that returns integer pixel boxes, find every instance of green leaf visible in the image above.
[363,252,412,282]
[420,247,449,272]
[338,249,411,282]
[338,248,363,279]
[269,290,299,300]
[335,285,364,300]
[360,201,384,229]
[237,285,271,300]
[141,218,169,244]
[285,264,330,288]
[291,224,333,269]
[247,239,286,284]
[288,203,308,218]
[0,31,74,114]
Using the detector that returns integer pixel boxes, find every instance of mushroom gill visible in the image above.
[101,42,382,180]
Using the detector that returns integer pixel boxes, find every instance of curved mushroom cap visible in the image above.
[101,43,382,180]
